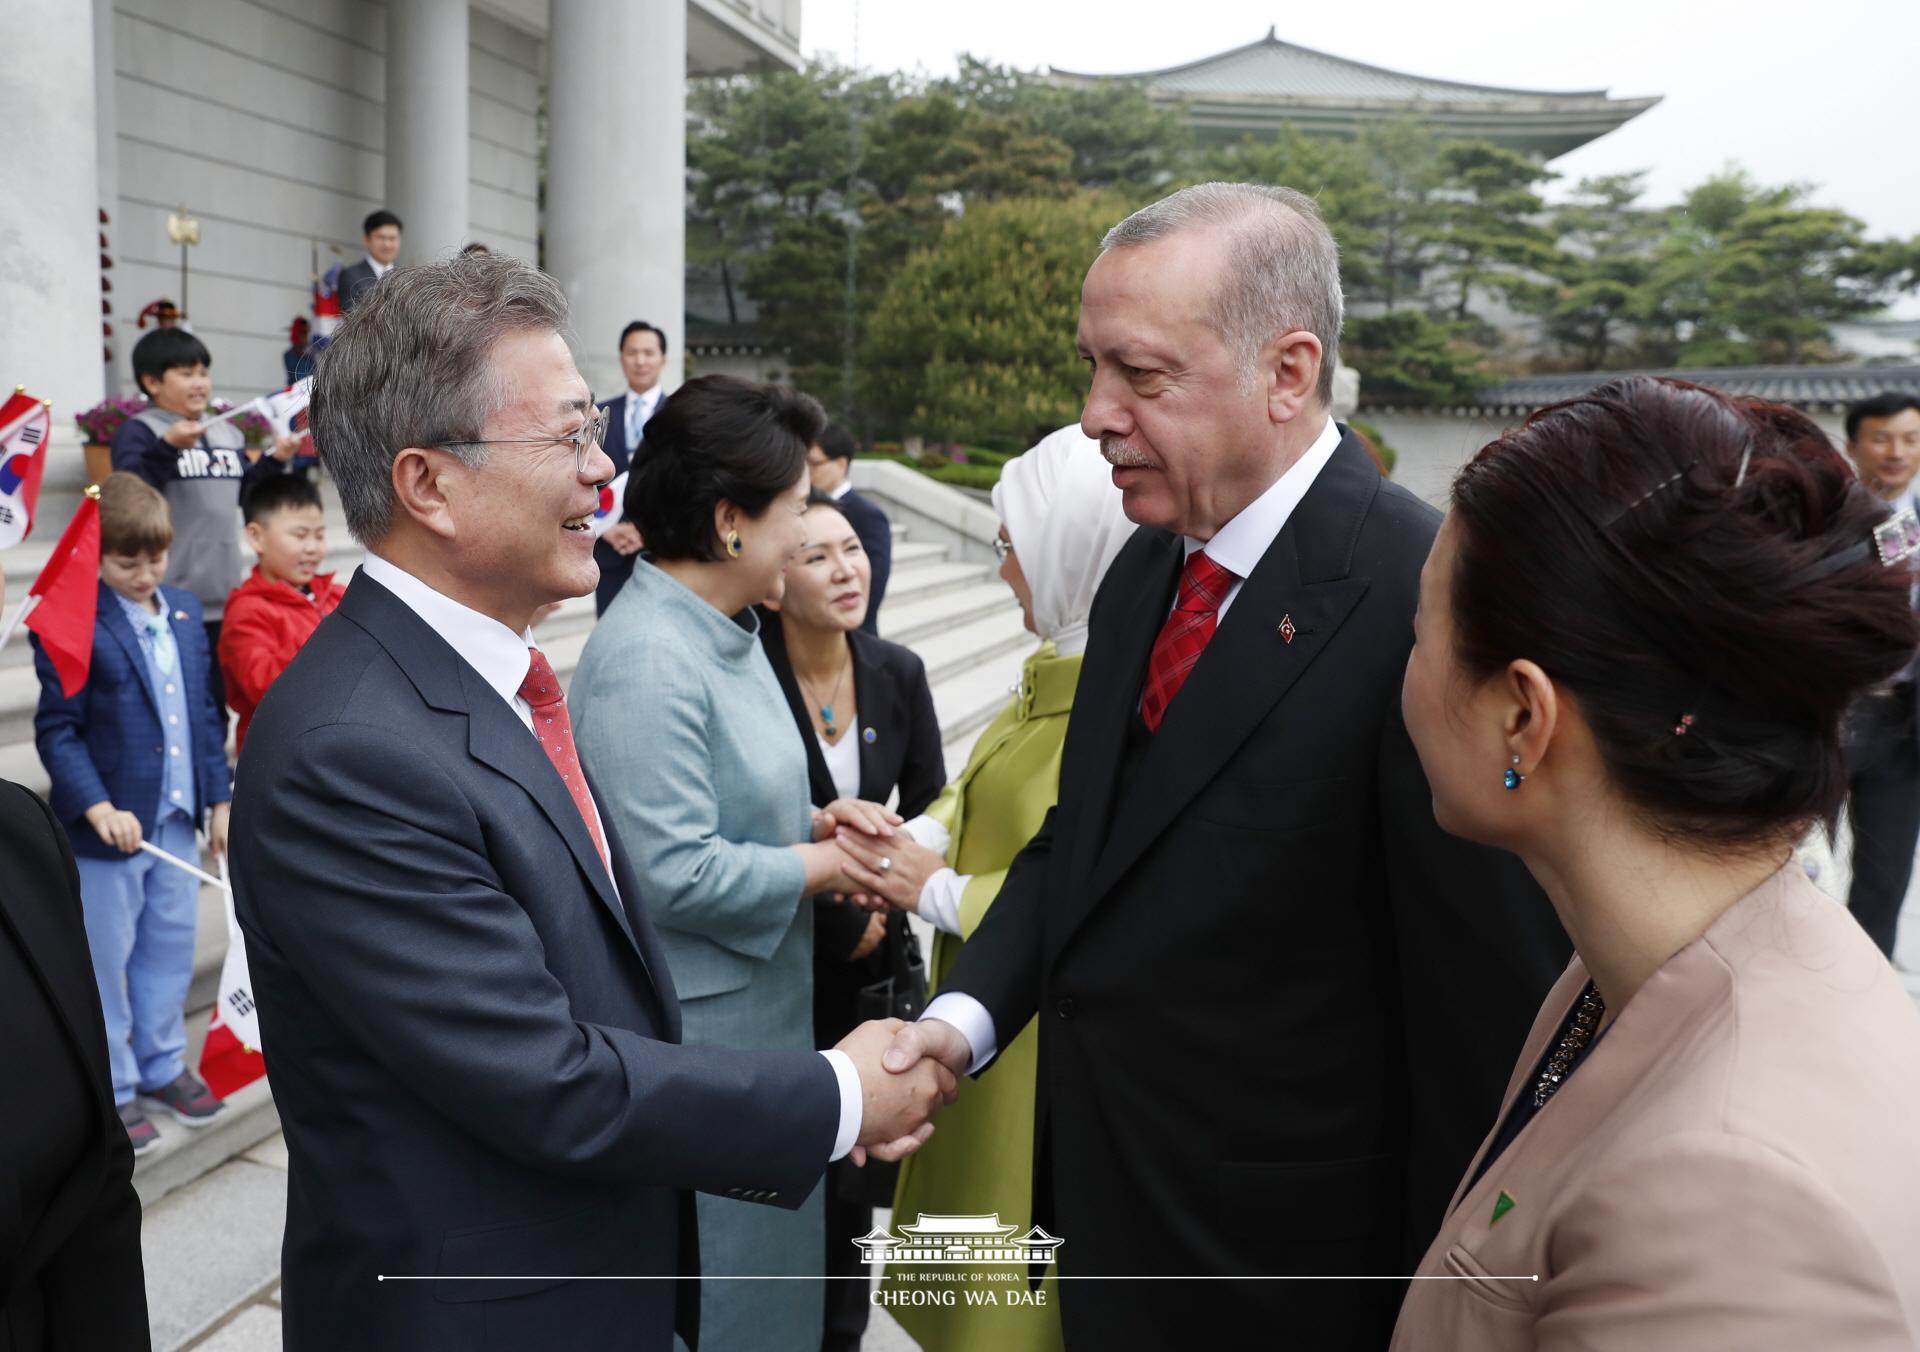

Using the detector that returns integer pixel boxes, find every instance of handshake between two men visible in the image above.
[805,798,981,1166]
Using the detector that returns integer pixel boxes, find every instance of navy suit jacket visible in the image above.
[33,583,231,860]
[337,259,381,314]
[838,488,892,635]
[229,573,841,1351]
[593,391,648,613]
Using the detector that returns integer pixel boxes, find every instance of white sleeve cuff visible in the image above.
[819,1049,863,1162]
[916,868,969,936]
[921,993,997,1075]
[902,814,952,855]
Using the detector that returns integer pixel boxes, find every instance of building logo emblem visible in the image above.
[855,1213,1064,1267]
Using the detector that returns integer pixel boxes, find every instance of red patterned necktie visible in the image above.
[518,647,610,871]
[1139,551,1237,733]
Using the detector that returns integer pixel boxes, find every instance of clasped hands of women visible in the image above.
[810,800,948,917]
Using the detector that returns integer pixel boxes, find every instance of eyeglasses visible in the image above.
[438,406,611,477]
[992,535,1013,563]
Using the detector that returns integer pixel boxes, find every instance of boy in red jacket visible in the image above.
[219,476,342,753]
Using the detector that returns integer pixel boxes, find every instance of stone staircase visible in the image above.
[7,439,1030,1348]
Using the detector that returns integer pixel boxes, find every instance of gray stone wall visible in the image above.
[105,0,541,399]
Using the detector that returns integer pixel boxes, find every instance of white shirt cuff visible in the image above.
[902,814,951,855]
[916,868,969,936]
[819,1049,863,1162]
[921,993,997,1075]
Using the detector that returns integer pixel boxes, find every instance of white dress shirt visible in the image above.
[361,553,868,1160]
[367,255,393,279]
[828,475,853,502]
[623,385,663,450]
[921,417,1345,1073]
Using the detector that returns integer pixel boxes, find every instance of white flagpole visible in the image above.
[0,592,41,654]
[139,839,231,893]
[197,395,264,431]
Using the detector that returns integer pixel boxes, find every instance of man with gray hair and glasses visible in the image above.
[228,253,954,1351]
[868,183,1567,1346]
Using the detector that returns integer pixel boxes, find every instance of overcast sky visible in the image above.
[803,0,1917,243]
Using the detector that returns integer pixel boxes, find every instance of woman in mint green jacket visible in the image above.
[840,426,1136,1352]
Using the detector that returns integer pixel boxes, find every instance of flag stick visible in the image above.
[0,592,42,654]
[139,839,231,893]
[197,396,264,431]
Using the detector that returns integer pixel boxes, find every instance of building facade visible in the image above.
[1,0,801,433]
[855,1213,1066,1266]
[1050,28,1658,160]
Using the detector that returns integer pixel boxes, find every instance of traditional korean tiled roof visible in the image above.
[1436,365,1920,415]
[1050,30,1659,159]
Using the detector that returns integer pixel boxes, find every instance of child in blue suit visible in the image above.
[34,474,233,1152]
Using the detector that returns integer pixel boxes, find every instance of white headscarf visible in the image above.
[990,425,1139,658]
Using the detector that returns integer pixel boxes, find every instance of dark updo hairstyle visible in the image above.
[626,375,825,562]
[1450,376,1920,847]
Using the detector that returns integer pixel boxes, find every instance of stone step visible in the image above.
[132,1001,281,1210]
[879,559,996,608]
[879,580,1023,647]
[912,604,1032,686]
[933,645,1036,750]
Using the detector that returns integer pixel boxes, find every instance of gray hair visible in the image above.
[1101,182,1343,405]
[309,253,571,543]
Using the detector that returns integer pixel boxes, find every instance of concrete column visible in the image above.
[547,0,687,398]
[385,0,470,266]
[93,0,120,395]
[0,0,104,422]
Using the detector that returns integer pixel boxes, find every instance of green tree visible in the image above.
[1349,120,1448,311]
[862,194,1123,445]
[1529,172,1661,370]
[1424,140,1559,324]
[1342,310,1490,406]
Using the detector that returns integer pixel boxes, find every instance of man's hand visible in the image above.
[162,419,206,450]
[883,1017,972,1079]
[85,801,143,854]
[207,802,231,859]
[835,1018,960,1166]
[604,522,643,556]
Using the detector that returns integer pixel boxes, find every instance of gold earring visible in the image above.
[726,530,743,558]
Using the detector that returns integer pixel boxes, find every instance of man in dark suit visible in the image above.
[230,254,955,1351]
[593,320,668,614]
[875,185,1569,1348]
[0,776,149,1349]
[807,425,892,634]
[336,209,402,315]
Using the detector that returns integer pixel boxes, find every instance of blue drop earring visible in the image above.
[1503,756,1525,791]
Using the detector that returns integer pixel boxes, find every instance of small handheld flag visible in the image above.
[0,387,52,550]
[590,471,629,539]
[0,490,103,692]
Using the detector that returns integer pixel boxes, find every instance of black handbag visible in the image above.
[853,916,929,1024]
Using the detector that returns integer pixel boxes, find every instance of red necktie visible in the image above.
[1139,551,1236,733]
[518,647,610,872]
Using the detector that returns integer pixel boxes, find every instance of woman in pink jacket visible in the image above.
[1395,376,1920,1351]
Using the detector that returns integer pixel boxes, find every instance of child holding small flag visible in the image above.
[218,475,342,755]
[112,328,298,719]
[33,474,232,1153]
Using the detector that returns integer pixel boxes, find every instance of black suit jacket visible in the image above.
[837,489,892,636]
[230,574,842,1352]
[593,391,647,614]
[942,433,1569,1348]
[758,613,945,1031]
[336,259,381,314]
[0,780,148,1350]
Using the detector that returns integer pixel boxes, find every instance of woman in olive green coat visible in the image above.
[839,426,1136,1351]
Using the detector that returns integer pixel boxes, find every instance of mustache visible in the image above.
[1101,437,1152,469]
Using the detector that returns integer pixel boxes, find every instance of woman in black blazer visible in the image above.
[0,776,150,1349]
[758,494,944,1352]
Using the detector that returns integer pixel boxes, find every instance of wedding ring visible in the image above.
[880,856,894,873]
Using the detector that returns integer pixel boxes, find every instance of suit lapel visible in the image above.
[1069,437,1380,930]
[99,584,160,717]
[338,577,649,972]
[607,393,633,477]
[460,664,645,963]
[1062,531,1183,893]
[850,635,893,801]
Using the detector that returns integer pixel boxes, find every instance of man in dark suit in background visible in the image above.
[808,425,892,634]
[231,255,954,1351]
[336,210,402,316]
[592,320,667,614]
[871,184,1568,1349]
